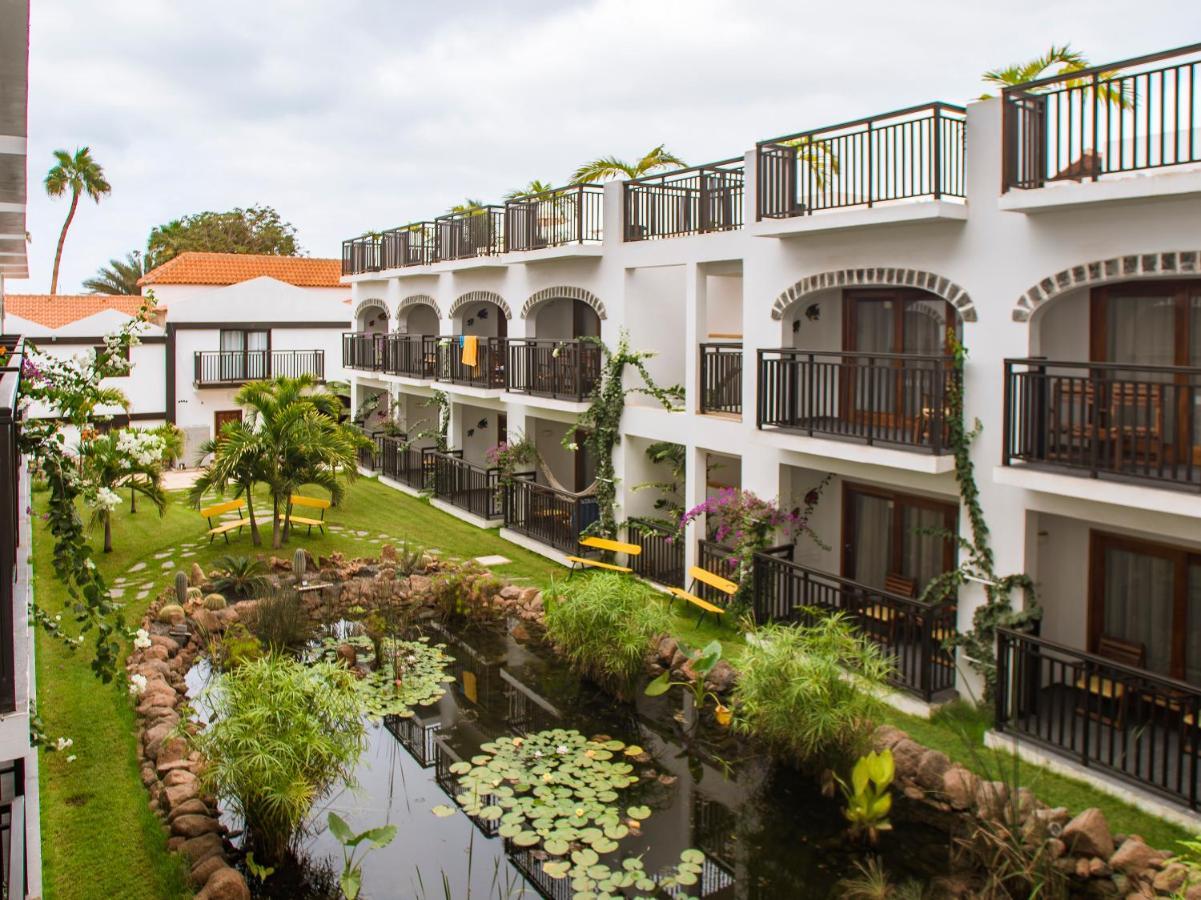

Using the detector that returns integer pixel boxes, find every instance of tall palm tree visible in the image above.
[79,433,167,552]
[83,250,146,295]
[447,198,487,215]
[191,419,269,546]
[571,145,686,184]
[45,147,112,295]
[503,180,557,201]
[778,136,840,188]
[981,44,1131,107]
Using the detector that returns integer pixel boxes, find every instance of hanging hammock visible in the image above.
[528,449,598,499]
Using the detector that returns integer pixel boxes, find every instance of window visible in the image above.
[842,483,957,597]
[219,329,270,381]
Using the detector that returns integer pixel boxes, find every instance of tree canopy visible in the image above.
[146,204,301,267]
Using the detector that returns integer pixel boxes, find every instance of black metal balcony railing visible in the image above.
[1,785,25,899]
[699,343,742,415]
[506,339,602,402]
[757,349,958,453]
[1003,43,1201,191]
[695,539,790,606]
[436,337,507,389]
[193,350,324,386]
[382,334,438,379]
[996,628,1201,810]
[0,338,23,715]
[341,235,382,275]
[504,184,604,252]
[753,554,957,701]
[342,332,383,370]
[378,436,435,491]
[434,207,505,261]
[431,451,503,519]
[626,518,684,588]
[624,159,745,241]
[381,223,437,269]
[358,432,385,470]
[1003,358,1201,490]
[504,477,599,554]
[757,102,967,219]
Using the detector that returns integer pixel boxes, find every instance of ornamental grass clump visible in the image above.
[543,573,670,693]
[190,655,365,864]
[732,616,892,767]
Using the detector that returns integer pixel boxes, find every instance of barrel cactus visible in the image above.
[293,548,307,583]
[202,593,227,611]
[174,571,189,606]
[186,586,203,603]
[157,603,185,625]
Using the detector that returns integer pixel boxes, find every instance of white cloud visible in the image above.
[18,0,1195,292]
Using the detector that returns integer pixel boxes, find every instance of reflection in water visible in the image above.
[189,622,955,898]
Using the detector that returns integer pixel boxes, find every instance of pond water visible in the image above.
[187,619,956,899]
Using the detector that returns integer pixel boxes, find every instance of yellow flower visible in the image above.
[714,703,732,727]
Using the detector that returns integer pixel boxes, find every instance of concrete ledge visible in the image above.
[750,200,967,238]
[508,245,604,266]
[500,393,591,416]
[428,498,502,530]
[992,464,1201,521]
[984,730,1201,831]
[434,383,506,403]
[498,529,574,569]
[376,475,426,499]
[760,429,956,474]
[998,168,1201,214]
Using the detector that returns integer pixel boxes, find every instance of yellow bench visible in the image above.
[200,498,252,544]
[566,536,641,578]
[668,565,739,624]
[280,495,330,535]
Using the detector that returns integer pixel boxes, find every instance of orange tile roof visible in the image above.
[138,252,343,288]
[3,294,147,330]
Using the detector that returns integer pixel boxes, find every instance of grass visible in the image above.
[32,474,719,899]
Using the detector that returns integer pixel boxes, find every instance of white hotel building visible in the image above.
[341,44,1201,814]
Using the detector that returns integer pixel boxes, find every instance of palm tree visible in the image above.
[778,136,840,189]
[79,432,167,552]
[191,419,269,546]
[503,180,557,201]
[447,198,487,215]
[981,44,1131,107]
[45,147,112,295]
[571,145,686,184]
[83,250,146,295]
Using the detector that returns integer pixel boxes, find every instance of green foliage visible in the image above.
[327,812,397,900]
[630,440,686,527]
[980,44,1132,107]
[544,573,671,692]
[45,145,111,295]
[645,640,730,726]
[244,588,310,651]
[539,847,708,896]
[146,204,300,267]
[732,618,891,766]
[208,622,263,671]
[571,144,686,183]
[315,634,453,720]
[83,250,148,295]
[188,655,365,864]
[210,555,270,599]
[836,749,895,844]
[571,331,683,537]
[836,857,930,900]
[202,593,227,611]
[427,563,505,625]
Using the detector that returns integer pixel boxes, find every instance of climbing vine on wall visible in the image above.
[920,335,1039,696]
[568,331,683,538]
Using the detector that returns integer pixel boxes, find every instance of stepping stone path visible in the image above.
[128,562,147,572]
[355,530,369,537]
[113,577,127,585]
[154,551,172,559]
[109,588,125,599]
[135,590,149,601]
[161,560,175,569]
[474,555,511,567]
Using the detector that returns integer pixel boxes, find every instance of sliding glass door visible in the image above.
[843,483,957,599]
[220,329,269,381]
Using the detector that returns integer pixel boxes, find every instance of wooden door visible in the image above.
[214,410,243,438]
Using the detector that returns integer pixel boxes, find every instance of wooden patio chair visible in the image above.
[1075,634,1144,727]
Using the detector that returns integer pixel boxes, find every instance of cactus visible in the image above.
[293,548,307,583]
[202,593,227,611]
[174,571,189,606]
[186,586,203,603]
[157,603,185,625]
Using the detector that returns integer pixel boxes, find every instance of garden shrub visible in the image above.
[543,573,670,693]
[732,616,892,767]
[244,587,310,651]
[189,655,365,864]
[427,563,505,625]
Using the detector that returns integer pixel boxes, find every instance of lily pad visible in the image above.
[626,805,651,821]
[430,805,455,818]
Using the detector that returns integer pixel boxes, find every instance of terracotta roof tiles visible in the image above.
[137,252,343,288]
[3,294,146,330]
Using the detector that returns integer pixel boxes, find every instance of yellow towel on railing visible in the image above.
[461,335,479,368]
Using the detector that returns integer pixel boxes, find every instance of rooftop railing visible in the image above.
[757,102,967,219]
[1002,43,1201,190]
[504,184,604,252]
[434,207,506,261]
[624,158,745,241]
[341,235,381,275]
[381,223,437,268]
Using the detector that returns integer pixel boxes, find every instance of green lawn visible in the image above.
[31,474,1192,899]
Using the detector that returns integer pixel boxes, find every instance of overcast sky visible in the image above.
[17,0,1198,293]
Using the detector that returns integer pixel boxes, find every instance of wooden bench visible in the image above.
[1075,635,1145,726]
[200,498,252,544]
[280,495,330,535]
[668,566,739,625]
[566,536,642,578]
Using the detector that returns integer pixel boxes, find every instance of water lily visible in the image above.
[556,744,568,754]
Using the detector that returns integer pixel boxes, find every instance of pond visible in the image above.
[187,617,956,898]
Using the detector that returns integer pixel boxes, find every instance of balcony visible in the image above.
[623,159,745,241]
[430,451,503,520]
[0,337,24,715]
[757,349,957,454]
[504,184,604,254]
[626,518,684,588]
[193,350,324,387]
[342,332,382,371]
[996,628,1201,810]
[1003,358,1201,491]
[381,334,437,379]
[435,337,507,390]
[503,477,598,554]
[753,554,958,701]
[381,223,437,269]
[506,339,601,402]
[434,207,505,262]
[378,437,436,491]
[341,235,381,276]
[699,343,742,416]
[754,102,967,236]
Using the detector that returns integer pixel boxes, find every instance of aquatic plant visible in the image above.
[836,856,931,900]
[540,847,708,897]
[317,634,454,720]
[210,554,270,599]
[189,655,365,864]
[836,749,895,845]
[439,729,647,857]
[209,622,263,670]
[327,812,397,900]
[245,587,310,651]
[732,617,891,766]
[644,640,731,727]
[427,563,505,625]
[544,573,670,693]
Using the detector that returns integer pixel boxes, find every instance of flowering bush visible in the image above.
[128,673,147,696]
[484,435,537,477]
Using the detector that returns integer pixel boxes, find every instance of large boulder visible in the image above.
[196,866,250,900]
[704,660,737,694]
[171,814,222,839]
[190,856,228,888]
[940,765,978,810]
[178,832,225,867]
[1109,837,1168,874]
[167,798,211,822]
[914,749,952,793]
[1062,808,1115,860]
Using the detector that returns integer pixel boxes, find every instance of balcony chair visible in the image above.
[1075,634,1144,727]
[1050,381,1165,470]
